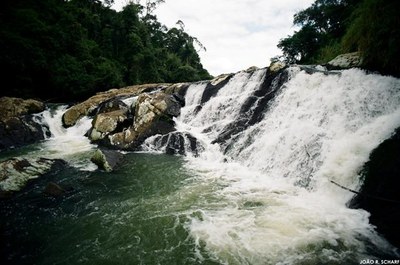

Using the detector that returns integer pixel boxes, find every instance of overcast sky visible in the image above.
[113,0,314,76]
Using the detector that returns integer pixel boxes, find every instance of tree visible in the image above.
[0,0,211,101]
[278,0,361,63]
[342,0,400,76]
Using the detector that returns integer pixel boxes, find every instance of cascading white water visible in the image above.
[158,67,400,263]
[35,105,97,170]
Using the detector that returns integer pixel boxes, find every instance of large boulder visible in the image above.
[105,92,184,150]
[88,110,130,141]
[326,52,362,70]
[62,84,167,127]
[0,97,44,121]
[0,157,67,196]
[0,97,48,150]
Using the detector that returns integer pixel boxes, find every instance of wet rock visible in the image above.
[133,92,181,134]
[0,158,67,193]
[87,98,133,142]
[0,97,44,121]
[214,68,289,150]
[0,97,49,150]
[349,127,400,248]
[148,132,200,156]
[90,110,128,139]
[95,98,129,115]
[299,65,341,76]
[43,182,65,197]
[164,83,190,98]
[201,74,234,105]
[166,132,199,156]
[62,84,166,127]
[90,149,123,172]
[104,92,184,150]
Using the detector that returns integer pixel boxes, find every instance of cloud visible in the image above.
[113,0,314,75]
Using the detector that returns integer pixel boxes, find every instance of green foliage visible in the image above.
[314,40,343,63]
[0,0,211,101]
[278,0,400,77]
[278,0,359,63]
[278,25,324,63]
[342,0,400,76]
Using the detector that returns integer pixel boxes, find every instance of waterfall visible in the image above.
[34,105,97,170]
[146,66,400,263]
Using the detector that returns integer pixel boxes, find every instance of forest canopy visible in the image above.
[0,0,212,101]
[277,0,400,77]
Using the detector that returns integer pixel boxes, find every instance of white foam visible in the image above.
[169,67,400,262]
[35,105,97,170]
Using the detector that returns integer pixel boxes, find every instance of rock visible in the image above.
[90,149,123,172]
[145,132,200,156]
[0,157,67,193]
[349,127,400,248]
[95,98,129,115]
[87,99,132,142]
[92,110,128,134]
[62,84,166,127]
[0,116,49,150]
[164,83,190,98]
[245,66,259,73]
[327,52,361,69]
[43,182,65,197]
[165,132,199,156]
[210,74,233,86]
[213,68,289,152]
[103,91,184,150]
[269,61,286,72]
[0,98,49,150]
[107,127,139,149]
[0,97,44,121]
[298,65,341,76]
[134,92,181,131]
[201,74,234,105]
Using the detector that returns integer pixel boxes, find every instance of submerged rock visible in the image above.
[43,182,66,197]
[0,97,49,150]
[0,157,67,194]
[90,149,124,172]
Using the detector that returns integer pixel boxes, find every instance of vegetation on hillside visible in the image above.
[0,0,211,101]
[278,0,400,77]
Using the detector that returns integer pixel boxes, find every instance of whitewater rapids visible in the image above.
[144,66,400,264]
